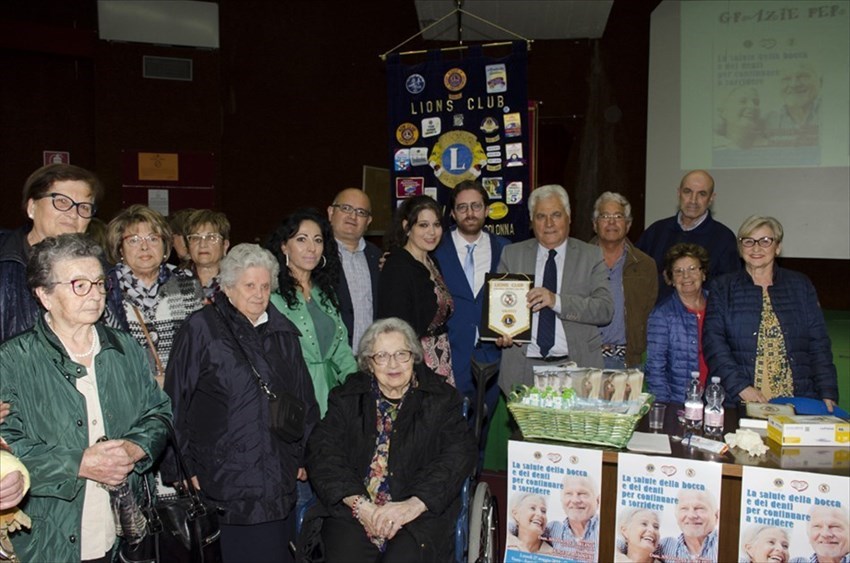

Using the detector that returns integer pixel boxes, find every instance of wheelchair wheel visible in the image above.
[467,481,497,563]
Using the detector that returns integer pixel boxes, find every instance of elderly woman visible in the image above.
[267,208,357,417]
[0,164,104,343]
[739,525,790,563]
[0,233,170,563]
[614,508,662,563]
[704,216,838,409]
[105,204,203,386]
[377,196,455,384]
[645,243,710,403]
[306,317,476,562]
[714,86,769,150]
[164,243,319,563]
[506,493,555,554]
[182,209,231,304]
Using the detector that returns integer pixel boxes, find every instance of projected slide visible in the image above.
[647,0,849,259]
[681,1,849,170]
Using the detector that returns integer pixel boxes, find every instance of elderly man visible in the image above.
[791,505,850,563]
[497,185,613,393]
[328,188,381,350]
[766,62,821,131]
[589,192,657,369]
[433,180,509,455]
[548,475,600,560]
[660,489,719,562]
[636,170,739,303]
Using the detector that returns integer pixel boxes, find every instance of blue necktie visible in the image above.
[464,244,476,293]
[538,249,557,357]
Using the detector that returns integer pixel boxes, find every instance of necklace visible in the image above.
[47,315,97,359]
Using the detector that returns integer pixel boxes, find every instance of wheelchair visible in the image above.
[295,363,499,563]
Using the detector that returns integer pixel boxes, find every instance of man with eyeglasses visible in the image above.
[433,180,509,458]
[589,192,657,369]
[0,163,104,343]
[636,170,740,304]
[328,188,381,350]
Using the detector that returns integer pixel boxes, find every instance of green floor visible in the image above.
[482,309,850,471]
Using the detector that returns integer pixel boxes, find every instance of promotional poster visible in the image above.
[506,440,603,562]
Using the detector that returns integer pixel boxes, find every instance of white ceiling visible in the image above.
[413,0,614,42]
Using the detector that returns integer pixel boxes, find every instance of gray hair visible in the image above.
[356,317,424,372]
[529,184,571,221]
[27,233,105,292]
[617,508,661,555]
[740,525,789,562]
[218,243,280,291]
[592,191,632,224]
[737,215,784,249]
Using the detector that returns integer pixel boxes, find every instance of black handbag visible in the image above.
[119,414,222,563]
[212,302,306,443]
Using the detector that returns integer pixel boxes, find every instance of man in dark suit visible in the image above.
[497,185,613,394]
[328,188,381,350]
[434,180,509,453]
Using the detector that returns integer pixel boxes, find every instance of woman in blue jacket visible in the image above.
[645,244,710,403]
[703,216,838,409]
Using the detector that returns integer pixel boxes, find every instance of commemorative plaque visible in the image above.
[479,273,532,342]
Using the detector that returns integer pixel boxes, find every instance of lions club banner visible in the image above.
[387,42,530,240]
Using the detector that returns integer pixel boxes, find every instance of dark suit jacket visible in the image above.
[498,237,614,394]
[335,239,381,347]
[433,229,509,397]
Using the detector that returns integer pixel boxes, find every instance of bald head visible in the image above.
[677,170,716,228]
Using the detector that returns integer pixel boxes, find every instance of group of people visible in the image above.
[0,161,841,563]
[740,505,850,563]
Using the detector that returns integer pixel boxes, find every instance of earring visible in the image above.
[320,255,327,269]
[284,254,290,266]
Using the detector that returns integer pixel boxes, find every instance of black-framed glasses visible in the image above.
[597,213,626,222]
[187,233,224,245]
[739,236,775,248]
[454,202,486,213]
[672,265,702,278]
[39,192,97,218]
[369,350,413,366]
[123,234,164,247]
[332,203,371,218]
[53,277,110,296]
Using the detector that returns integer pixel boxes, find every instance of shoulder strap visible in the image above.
[131,305,165,382]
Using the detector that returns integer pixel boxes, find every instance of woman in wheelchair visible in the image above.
[305,317,477,562]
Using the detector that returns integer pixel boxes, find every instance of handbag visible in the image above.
[212,302,306,443]
[132,305,166,387]
[119,414,221,563]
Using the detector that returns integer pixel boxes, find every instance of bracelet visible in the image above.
[351,495,370,521]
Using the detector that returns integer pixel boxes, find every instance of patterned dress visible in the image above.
[423,258,455,385]
[753,288,794,399]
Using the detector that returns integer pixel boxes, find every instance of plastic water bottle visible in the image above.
[704,376,725,436]
[684,371,704,430]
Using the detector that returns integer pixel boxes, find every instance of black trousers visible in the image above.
[219,515,294,563]
[321,515,423,563]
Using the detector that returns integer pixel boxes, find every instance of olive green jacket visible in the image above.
[0,315,171,563]
[271,288,358,417]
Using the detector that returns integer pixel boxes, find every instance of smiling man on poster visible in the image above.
[547,474,600,561]
[659,489,719,562]
[791,505,850,563]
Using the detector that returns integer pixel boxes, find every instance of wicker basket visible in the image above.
[507,394,654,448]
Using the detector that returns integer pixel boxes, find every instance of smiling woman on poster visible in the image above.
[506,492,555,555]
[739,525,790,563]
[614,508,662,563]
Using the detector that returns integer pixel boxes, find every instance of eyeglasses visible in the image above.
[454,202,486,213]
[187,233,224,245]
[672,265,702,278]
[739,236,775,248]
[369,350,413,365]
[597,213,627,222]
[332,203,371,218]
[123,234,164,247]
[53,277,109,296]
[39,193,97,218]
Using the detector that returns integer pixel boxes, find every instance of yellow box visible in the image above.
[767,415,850,446]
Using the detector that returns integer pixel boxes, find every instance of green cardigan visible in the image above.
[270,287,358,416]
[0,315,171,563]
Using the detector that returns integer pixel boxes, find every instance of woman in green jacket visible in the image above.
[0,234,171,563]
[267,208,358,417]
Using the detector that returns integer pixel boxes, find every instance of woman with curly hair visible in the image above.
[267,208,358,417]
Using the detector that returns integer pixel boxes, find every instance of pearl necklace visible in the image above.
[47,315,97,359]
